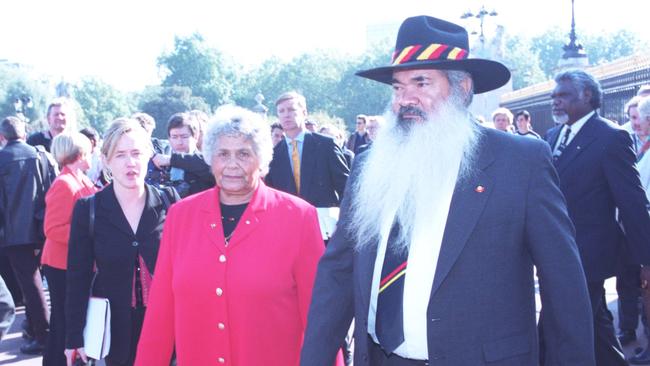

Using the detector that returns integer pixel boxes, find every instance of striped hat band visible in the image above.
[391,44,468,65]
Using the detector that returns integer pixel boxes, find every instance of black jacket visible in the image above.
[65,184,178,364]
[169,152,215,196]
[266,132,349,207]
[0,140,47,247]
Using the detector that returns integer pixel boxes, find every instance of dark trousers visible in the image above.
[105,307,145,366]
[43,265,66,366]
[587,281,628,366]
[368,337,429,366]
[617,264,642,331]
[5,245,49,343]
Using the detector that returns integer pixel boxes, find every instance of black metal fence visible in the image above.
[500,54,650,135]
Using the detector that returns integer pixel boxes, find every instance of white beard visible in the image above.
[348,100,481,253]
[552,113,569,125]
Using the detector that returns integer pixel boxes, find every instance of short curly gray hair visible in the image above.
[203,105,274,176]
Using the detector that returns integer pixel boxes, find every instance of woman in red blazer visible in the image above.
[135,106,343,366]
[41,132,97,366]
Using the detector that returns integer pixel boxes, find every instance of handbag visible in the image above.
[82,195,111,360]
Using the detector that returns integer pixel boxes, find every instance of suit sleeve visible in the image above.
[326,141,350,201]
[523,141,595,365]
[44,178,75,245]
[300,159,358,366]
[65,198,96,349]
[170,152,216,187]
[135,204,177,366]
[293,206,326,328]
[602,129,650,263]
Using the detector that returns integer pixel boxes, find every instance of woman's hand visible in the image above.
[65,347,88,366]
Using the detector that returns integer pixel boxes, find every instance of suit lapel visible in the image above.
[200,188,226,254]
[135,185,163,238]
[430,133,496,297]
[274,142,297,194]
[100,184,135,237]
[300,133,316,197]
[546,125,561,151]
[554,116,599,174]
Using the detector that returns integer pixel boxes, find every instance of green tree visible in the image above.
[137,86,210,138]
[0,65,54,134]
[158,33,239,109]
[501,35,546,90]
[73,77,135,133]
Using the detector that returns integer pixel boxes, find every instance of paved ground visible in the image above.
[0,278,646,365]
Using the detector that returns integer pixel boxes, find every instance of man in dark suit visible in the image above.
[265,91,349,207]
[545,69,650,366]
[0,116,50,354]
[301,16,594,366]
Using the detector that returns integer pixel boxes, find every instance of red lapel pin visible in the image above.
[475,185,485,193]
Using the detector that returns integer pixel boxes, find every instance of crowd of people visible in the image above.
[2,14,650,366]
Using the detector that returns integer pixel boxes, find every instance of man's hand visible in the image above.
[152,154,171,169]
[641,266,650,290]
[65,348,87,366]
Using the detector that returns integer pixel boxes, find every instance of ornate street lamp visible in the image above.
[460,5,498,44]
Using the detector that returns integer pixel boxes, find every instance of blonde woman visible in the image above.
[64,119,178,366]
[42,132,97,366]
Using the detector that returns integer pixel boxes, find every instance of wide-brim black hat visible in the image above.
[356,15,511,94]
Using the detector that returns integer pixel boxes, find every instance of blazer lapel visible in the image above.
[273,142,297,194]
[200,188,226,254]
[100,184,135,237]
[554,116,598,174]
[300,133,316,197]
[546,125,561,151]
[135,185,163,238]
[430,133,496,297]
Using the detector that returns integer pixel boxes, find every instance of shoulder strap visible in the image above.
[88,195,96,238]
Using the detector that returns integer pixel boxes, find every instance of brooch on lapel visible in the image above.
[475,185,485,193]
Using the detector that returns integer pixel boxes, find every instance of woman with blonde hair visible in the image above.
[64,118,178,366]
[42,132,97,366]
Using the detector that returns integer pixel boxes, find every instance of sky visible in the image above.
[1,0,647,91]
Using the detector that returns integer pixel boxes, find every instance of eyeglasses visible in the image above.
[169,134,191,141]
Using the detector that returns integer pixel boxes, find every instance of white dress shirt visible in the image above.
[553,111,595,153]
[368,172,457,360]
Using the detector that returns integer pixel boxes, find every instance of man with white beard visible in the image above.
[301,15,594,366]
[546,70,650,366]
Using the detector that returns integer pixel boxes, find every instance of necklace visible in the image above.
[222,216,236,222]
[224,233,234,247]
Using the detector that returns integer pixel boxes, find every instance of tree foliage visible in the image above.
[158,33,240,110]
[73,77,135,133]
[137,86,210,138]
[0,65,54,133]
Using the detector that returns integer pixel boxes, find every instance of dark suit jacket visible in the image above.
[0,140,46,247]
[65,184,178,364]
[266,132,349,207]
[301,127,594,365]
[545,113,650,282]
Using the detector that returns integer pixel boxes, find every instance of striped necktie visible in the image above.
[291,140,301,193]
[376,223,408,354]
[553,126,572,161]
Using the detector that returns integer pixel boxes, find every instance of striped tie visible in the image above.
[376,223,408,354]
[291,140,301,193]
[553,127,571,161]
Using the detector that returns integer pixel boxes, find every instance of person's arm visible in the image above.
[300,159,357,366]
[170,153,215,186]
[293,206,325,327]
[524,141,595,365]
[44,178,75,245]
[65,199,96,350]
[603,129,650,263]
[0,275,15,341]
[134,205,178,366]
[326,140,350,203]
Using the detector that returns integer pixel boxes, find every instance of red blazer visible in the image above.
[135,181,329,366]
[41,166,97,269]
